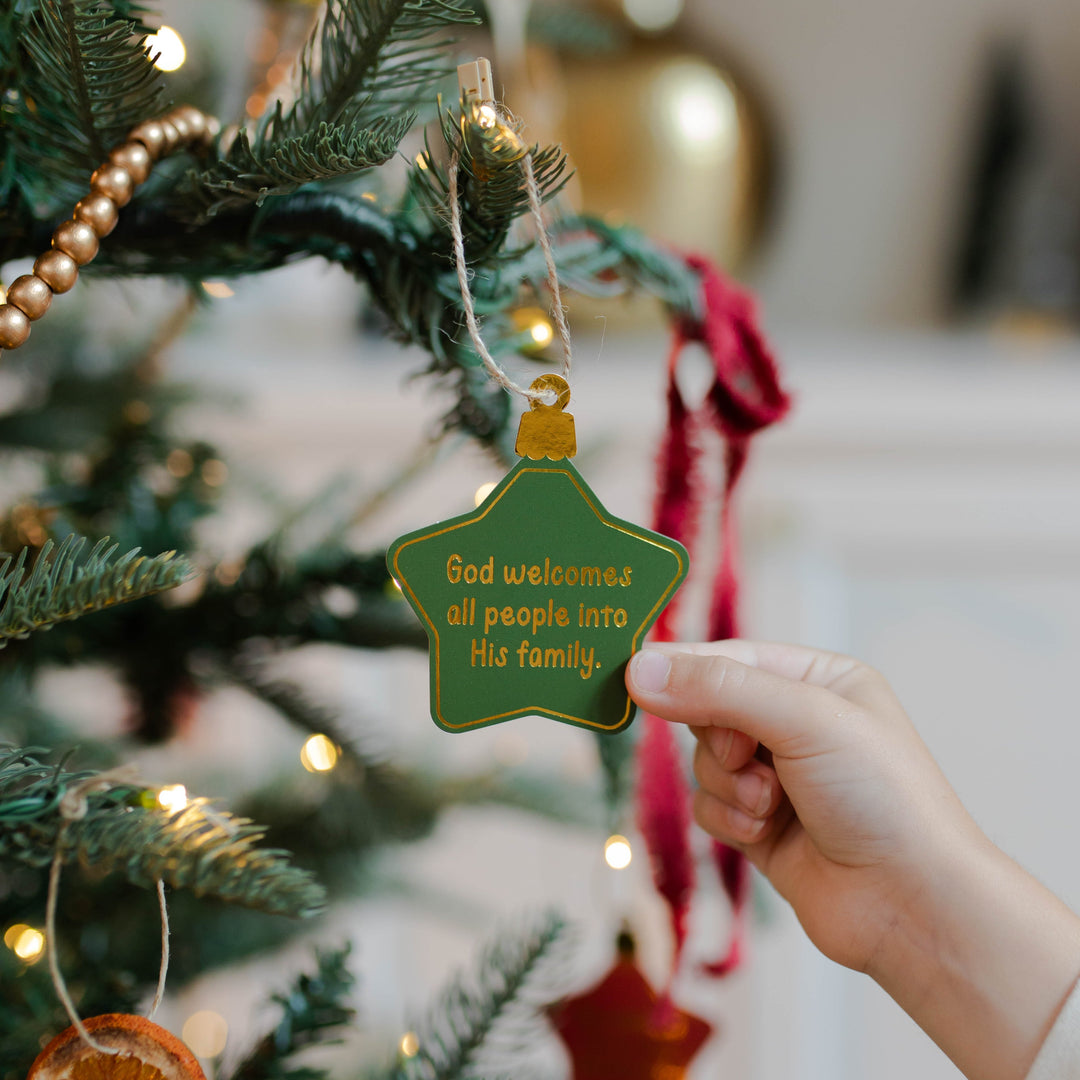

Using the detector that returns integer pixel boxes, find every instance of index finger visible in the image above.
[644,640,895,712]
[626,646,857,756]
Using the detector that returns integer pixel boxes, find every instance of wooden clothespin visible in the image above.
[457,57,495,105]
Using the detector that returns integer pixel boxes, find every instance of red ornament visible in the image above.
[549,933,712,1080]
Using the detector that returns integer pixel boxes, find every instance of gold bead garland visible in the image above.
[0,105,217,351]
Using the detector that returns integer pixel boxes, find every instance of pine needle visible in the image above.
[8,0,164,205]
[387,913,566,1080]
[0,747,326,917]
[0,535,192,646]
[229,946,356,1080]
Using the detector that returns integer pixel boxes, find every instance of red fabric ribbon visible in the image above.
[636,254,791,977]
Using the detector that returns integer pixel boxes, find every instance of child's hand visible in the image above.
[626,640,1080,1080]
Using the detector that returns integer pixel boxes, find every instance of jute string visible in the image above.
[47,769,171,1052]
[447,129,571,404]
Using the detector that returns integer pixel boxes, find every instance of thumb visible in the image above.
[626,646,854,757]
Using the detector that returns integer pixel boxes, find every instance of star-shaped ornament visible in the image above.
[388,376,688,733]
[548,931,712,1080]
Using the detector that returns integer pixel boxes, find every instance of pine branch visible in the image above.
[411,98,569,260]
[8,0,165,205]
[180,0,477,218]
[229,946,356,1080]
[0,747,326,917]
[286,0,477,134]
[184,117,412,217]
[0,535,192,646]
[385,913,566,1080]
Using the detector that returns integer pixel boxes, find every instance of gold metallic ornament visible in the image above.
[34,250,79,293]
[52,220,100,265]
[0,304,31,348]
[6,275,52,320]
[559,43,771,277]
[74,192,120,236]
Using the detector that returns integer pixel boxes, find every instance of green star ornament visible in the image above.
[387,376,689,734]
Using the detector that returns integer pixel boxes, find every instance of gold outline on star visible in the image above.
[390,460,687,732]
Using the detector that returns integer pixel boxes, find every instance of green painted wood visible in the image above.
[388,457,689,733]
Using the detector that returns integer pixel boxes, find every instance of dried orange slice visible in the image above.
[27,1014,206,1080]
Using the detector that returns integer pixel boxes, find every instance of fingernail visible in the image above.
[709,727,735,766]
[629,650,671,694]
[736,773,770,817]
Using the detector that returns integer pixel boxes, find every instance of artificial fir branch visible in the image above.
[385,913,565,1080]
[0,535,191,645]
[8,0,164,207]
[181,0,477,219]
[0,748,325,916]
[229,946,357,1080]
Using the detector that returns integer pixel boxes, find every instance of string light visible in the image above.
[4,924,45,962]
[474,482,497,506]
[477,103,498,129]
[604,834,633,870]
[399,1031,420,1058]
[201,281,234,298]
[414,152,429,171]
[182,1010,229,1057]
[145,26,186,72]
[157,783,188,813]
[300,734,339,773]
[165,448,194,477]
[200,459,229,487]
[622,0,683,31]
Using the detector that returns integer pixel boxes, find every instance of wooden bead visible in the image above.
[52,220,100,266]
[0,304,31,349]
[74,192,119,236]
[90,163,134,207]
[34,250,79,293]
[167,111,192,143]
[109,141,151,184]
[6,275,52,320]
[174,105,207,143]
[159,120,181,154]
[130,120,166,160]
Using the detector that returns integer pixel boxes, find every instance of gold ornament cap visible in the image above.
[515,374,577,461]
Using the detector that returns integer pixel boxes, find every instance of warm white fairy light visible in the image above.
[157,783,188,813]
[529,318,554,347]
[474,482,497,506]
[201,281,234,299]
[5,924,45,962]
[604,834,633,870]
[622,0,683,31]
[145,25,186,72]
[477,103,498,129]
[300,734,340,773]
[399,1031,420,1058]
[183,1010,229,1057]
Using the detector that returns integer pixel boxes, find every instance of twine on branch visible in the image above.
[447,132,572,404]
[47,768,172,1051]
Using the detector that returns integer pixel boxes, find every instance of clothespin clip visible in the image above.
[457,57,495,105]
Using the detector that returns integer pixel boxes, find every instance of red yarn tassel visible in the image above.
[636,253,790,981]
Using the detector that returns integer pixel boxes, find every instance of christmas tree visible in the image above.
[0,1,714,1076]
